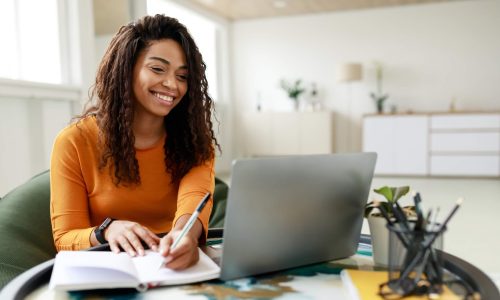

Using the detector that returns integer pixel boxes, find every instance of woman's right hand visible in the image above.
[101,220,160,256]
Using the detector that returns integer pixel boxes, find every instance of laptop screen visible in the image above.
[220,153,377,280]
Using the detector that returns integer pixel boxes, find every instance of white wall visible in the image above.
[231,0,500,155]
[0,81,78,196]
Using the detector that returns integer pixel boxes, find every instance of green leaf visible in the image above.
[373,185,410,204]
[367,185,411,218]
[391,186,410,202]
[280,78,306,101]
[373,186,393,202]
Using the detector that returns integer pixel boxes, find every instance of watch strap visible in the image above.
[95,217,114,244]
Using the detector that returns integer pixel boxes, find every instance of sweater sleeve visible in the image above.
[50,129,94,251]
[174,156,215,244]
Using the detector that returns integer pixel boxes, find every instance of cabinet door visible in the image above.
[393,116,428,175]
[363,116,396,174]
[429,114,500,177]
[431,114,500,130]
[271,113,300,155]
[431,155,500,176]
[242,112,334,157]
[299,112,333,154]
[431,132,500,152]
[241,113,273,156]
[363,115,428,175]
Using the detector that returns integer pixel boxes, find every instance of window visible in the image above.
[0,0,79,196]
[0,0,62,84]
[147,0,219,100]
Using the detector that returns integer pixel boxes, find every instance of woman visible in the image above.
[50,14,219,270]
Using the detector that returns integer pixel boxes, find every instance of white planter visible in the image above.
[367,216,390,266]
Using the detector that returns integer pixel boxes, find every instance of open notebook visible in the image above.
[49,248,220,292]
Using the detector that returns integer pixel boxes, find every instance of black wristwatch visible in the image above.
[95,217,114,244]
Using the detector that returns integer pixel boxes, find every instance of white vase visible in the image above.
[367,216,390,266]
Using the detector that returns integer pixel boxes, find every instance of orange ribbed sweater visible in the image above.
[50,116,214,251]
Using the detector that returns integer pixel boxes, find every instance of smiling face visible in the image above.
[132,39,188,120]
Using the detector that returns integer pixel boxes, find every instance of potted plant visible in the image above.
[365,186,414,265]
[370,62,389,114]
[280,79,306,111]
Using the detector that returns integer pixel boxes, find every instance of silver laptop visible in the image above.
[219,153,377,280]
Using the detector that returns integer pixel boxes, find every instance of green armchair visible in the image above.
[0,170,228,289]
[209,177,228,229]
[0,170,55,289]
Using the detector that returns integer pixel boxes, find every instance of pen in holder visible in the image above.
[378,195,462,299]
[382,222,445,298]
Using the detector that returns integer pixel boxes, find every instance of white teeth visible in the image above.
[154,93,173,102]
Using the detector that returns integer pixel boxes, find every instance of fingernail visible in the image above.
[139,249,144,256]
[151,245,158,251]
[129,251,136,256]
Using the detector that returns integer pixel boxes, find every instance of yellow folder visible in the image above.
[341,269,461,300]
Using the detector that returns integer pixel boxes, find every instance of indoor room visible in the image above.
[1,0,499,297]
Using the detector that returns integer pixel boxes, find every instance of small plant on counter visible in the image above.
[365,185,415,218]
[280,79,306,109]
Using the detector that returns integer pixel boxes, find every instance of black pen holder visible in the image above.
[381,222,445,297]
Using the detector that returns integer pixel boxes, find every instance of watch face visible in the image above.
[96,218,113,244]
[100,218,113,230]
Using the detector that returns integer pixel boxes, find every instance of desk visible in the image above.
[2,241,499,299]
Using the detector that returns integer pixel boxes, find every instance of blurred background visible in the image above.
[0,0,499,286]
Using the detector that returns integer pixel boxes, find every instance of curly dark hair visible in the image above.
[79,14,219,185]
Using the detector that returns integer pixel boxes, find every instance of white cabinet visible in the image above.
[430,155,500,176]
[362,112,500,177]
[241,112,334,156]
[363,115,428,175]
[429,114,500,176]
[431,114,500,129]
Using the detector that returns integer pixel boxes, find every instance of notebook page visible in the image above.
[133,249,220,286]
[50,251,139,290]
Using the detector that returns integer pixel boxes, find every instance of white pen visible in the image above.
[158,192,211,269]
